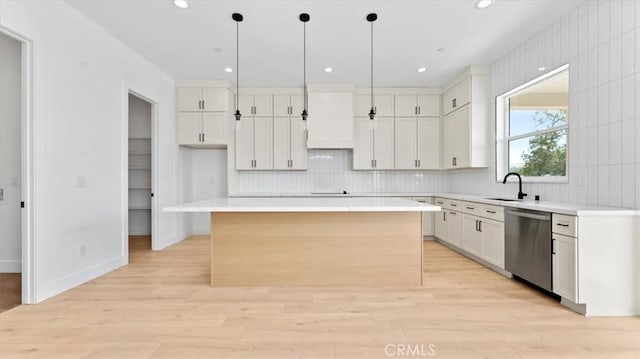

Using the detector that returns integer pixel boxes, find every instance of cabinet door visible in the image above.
[273,95,291,117]
[374,95,395,117]
[289,116,308,169]
[177,88,202,112]
[202,113,226,145]
[454,76,471,109]
[443,87,455,115]
[416,117,440,169]
[417,95,440,117]
[354,95,371,118]
[272,117,290,169]
[290,95,304,117]
[442,112,456,169]
[202,88,227,112]
[253,117,273,169]
[253,95,273,117]
[447,211,462,248]
[553,234,578,302]
[238,95,254,117]
[394,117,417,169]
[452,105,470,168]
[235,118,254,170]
[414,197,435,236]
[481,219,504,269]
[353,118,373,169]
[394,95,417,117]
[373,117,394,169]
[435,210,448,242]
[462,215,482,256]
[177,112,202,145]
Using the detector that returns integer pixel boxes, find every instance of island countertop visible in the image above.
[163,197,441,213]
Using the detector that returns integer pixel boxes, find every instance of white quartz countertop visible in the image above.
[164,197,441,213]
[229,192,638,216]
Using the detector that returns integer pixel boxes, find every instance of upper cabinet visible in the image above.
[353,117,395,170]
[395,95,440,117]
[177,87,231,147]
[238,94,273,117]
[354,94,394,118]
[442,66,490,169]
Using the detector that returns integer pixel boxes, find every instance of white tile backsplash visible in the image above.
[449,0,639,209]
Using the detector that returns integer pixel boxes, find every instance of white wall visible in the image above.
[237,149,451,194]
[450,0,640,209]
[180,148,227,235]
[0,32,22,273]
[0,0,179,302]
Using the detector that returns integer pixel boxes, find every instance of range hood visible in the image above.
[306,84,355,149]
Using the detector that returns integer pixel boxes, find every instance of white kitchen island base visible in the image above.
[164,197,440,287]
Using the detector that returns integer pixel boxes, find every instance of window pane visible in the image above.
[509,109,567,137]
[508,129,567,176]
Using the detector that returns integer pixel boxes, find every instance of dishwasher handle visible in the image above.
[505,210,550,221]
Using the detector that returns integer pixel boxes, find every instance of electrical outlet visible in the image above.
[76,176,86,188]
[80,244,87,257]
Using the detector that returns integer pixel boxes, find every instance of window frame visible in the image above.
[496,64,569,183]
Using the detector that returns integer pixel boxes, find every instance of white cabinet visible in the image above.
[307,85,354,148]
[413,197,435,236]
[177,87,229,146]
[353,117,394,169]
[443,77,471,115]
[443,106,470,168]
[441,67,489,169]
[273,95,304,117]
[553,233,578,302]
[273,117,307,170]
[481,218,504,268]
[395,117,440,170]
[447,210,463,248]
[177,88,228,112]
[395,95,440,117]
[354,94,394,117]
[462,214,482,257]
[239,94,273,117]
[435,210,448,242]
[235,117,273,170]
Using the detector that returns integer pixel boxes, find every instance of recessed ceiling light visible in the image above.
[417,67,427,73]
[324,67,333,73]
[173,0,189,9]
[538,66,546,72]
[224,67,233,73]
[436,48,445,52]
[475,0,494,9]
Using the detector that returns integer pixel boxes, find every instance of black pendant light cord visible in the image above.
[367,13,377,121]
[303,20,307,111]
[232,13,243,121]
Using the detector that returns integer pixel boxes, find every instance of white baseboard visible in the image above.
[39,255,126,303]
[0,260,21,273]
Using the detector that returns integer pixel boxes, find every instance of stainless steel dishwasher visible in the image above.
[504,208,552,292]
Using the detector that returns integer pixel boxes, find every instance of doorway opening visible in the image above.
[0,32,22,311]
[127,93,154,258]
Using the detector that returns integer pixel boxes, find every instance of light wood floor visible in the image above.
[0,273,21,313]
[0,236,638,359]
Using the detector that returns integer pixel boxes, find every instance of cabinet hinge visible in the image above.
[20,201,25,208]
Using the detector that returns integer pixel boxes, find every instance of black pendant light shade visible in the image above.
[233,13,243,122]
[300,13,310,122]
[367,13,377,121]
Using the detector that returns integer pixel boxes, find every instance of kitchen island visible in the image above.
[165,197,440,287]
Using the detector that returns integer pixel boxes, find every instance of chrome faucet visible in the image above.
[502,172,527,200]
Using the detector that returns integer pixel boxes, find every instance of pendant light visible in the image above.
[232,13,243,128]
[300,13,310,128]
[367,13,377,129]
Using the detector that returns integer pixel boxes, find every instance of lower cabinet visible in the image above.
[481,219,505,268]
[446,210,463,248]
[552,233,578,302]
[462,214,482,257]
[435,210,448,242]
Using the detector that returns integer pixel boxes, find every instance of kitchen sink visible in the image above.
[485,197,520,202]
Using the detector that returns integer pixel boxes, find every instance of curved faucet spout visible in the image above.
[502,172,527,200]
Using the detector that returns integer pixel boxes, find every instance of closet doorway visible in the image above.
[127,93,155,255]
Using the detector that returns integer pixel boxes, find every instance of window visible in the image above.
[496,65,569,182]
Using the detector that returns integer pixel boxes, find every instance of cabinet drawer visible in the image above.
[462,201,482,216]
[434,197,447,208]
[552,214,578,237]
[446,199,462,210]
[480,204,504,222]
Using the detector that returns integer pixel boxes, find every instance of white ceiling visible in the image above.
[66,0,580,88]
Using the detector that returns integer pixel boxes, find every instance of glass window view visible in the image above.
[506,71,568,178]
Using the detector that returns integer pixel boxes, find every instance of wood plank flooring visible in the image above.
[0,273,21,313]
[1,236,638,358]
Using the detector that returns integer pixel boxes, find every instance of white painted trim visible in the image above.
[0,260,21,273]
[175,79,232,88]
[0,26,36,304]
[41,255,126,302]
